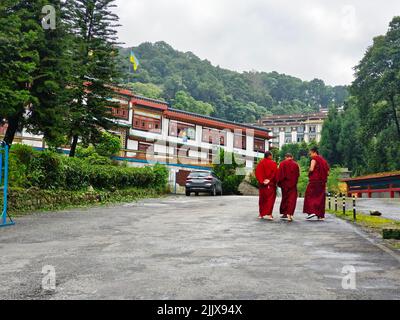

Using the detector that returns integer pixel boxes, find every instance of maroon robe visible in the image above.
[255,158,278,217]
[303,155,330,218]
[278,159,300,216]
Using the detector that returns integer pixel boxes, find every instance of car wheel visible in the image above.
[211,186,217,196]
[195,192,199,196]
[186,190,191,196]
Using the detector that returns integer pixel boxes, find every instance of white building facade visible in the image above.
[257,113,327,149]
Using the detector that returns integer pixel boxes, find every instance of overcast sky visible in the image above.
[114,0,400,86]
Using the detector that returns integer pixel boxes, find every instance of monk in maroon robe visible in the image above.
[303,147,330,221]
[255,151,278,220]
[278,153,300,222]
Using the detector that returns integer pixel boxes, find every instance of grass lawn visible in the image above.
[328,209,400,250]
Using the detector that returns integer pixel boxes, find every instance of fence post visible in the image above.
[328,192,331,210]
[342,194,346,215]
[335,194,338,212]
[353,195,357,222]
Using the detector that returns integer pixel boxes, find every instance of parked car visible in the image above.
[185,171,223,196]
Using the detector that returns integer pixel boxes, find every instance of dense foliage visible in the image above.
[318,17,400,175]
[9,144,169,191]
[0,0,121,155]
[212,149,245,195]
[118,42,349,123]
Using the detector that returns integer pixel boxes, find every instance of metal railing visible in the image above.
[0,142,14,228]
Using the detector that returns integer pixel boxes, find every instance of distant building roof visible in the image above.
[258,112,327,124]
[341,171,400,182]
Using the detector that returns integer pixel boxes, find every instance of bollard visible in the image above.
[342,194,346,215]
[353,195,357,221]
[335,194,338,212]
[328,192,331,210]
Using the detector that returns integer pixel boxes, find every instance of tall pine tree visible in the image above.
[63,0,121,157]
[0,0,38,146]
[0,0,71,147]
[319,106,342,165]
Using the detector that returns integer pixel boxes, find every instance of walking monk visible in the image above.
[255,151,278,221]
[278,153,300,222]
[303,147,330,221]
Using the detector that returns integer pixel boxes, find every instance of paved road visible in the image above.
[0,196,399,300]
[355,198,400,221]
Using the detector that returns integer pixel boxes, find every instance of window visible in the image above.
[254,138,265,153]
[202,128,226,146]
[111,107,129,119]
[169,120,196,141]
[234,133,246,150]
[133,110,162,133]
[297,135,304,143]
[138,142,152,151]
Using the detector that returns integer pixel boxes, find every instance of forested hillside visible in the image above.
[118,42,348,123]
[319,17,400,175]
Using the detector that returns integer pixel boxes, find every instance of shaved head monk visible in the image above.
[303,147,330,221]
[255,151,278,221]
[278,153,300,222]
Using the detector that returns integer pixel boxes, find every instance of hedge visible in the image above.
[1,187,165,215]
[8,144,169,191]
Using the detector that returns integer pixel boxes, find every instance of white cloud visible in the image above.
[114,0,400,85]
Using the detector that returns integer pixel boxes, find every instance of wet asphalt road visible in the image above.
[355,198,400,221]
[0,195,399,300]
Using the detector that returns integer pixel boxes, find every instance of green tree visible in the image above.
[352,17,400,141]
[0,1,33,145]
[213,149,245,195]
[336,97,364,174]
[94,131,121,157]
[173,91,214,116]
[28,0,73,147]
[126,82,164,100]
[319,106,342,165]
[63,0,121,157]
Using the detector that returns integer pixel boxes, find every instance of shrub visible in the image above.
[61,157,90,191]
[8,147,169,192]
[10,144,36,166]
[76,145,97,158]
[249,172,259,189]
[8,144,36,188]
[28,151,66,190]
[76,145,113,165]
[213,149,245,195]
[94,131,121,157]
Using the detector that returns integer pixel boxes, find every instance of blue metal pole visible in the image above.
[0,151,3,187]
[3,144,8,225]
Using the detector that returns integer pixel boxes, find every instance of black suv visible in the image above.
[185,171,223,196]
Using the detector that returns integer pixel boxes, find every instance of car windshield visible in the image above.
[188,172,210,178]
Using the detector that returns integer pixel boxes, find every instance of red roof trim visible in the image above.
[132,97,168,111]
[341,171,400,182]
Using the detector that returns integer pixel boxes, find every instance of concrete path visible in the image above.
[0,196,399,300]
